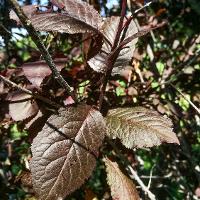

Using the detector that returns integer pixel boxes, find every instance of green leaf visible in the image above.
[116,81,126,96]
[116,87,126,96]
[15,143,30,153]
[156,62,165,75]
[143,161,152,170]
[178,95,190,111]
[78,80,90,96]
[21,51,31,61]
[11,164,22,175]
[151,81,159,88]
[10,124,28,141]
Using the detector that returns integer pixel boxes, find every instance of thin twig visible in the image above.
[0,75,61,108]
[132,0,156,43]
[170,84,200,115]
[134,1,153,14]
[0,23,12,35]
[128,166,156,200]
[8,0,76,101]
[147,164,155,189]
[119,21,167,50]
[164,48,200,84]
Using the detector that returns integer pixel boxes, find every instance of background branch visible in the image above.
[8,0,76,102]
[170,83,200,115]
[0,75,61,108]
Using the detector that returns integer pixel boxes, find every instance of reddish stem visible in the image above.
[111,0,127,50]
[99,0,127,111]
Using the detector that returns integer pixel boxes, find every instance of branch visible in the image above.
[170,83,200,115]
[164,48,200,84]
[134,1,153,14]
[119,0,154,43]
[0,75,61,108]
[8,0,76,102]
[128,166,156,200]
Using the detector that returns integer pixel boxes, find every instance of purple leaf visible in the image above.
[22,59,66,87]
[88,17,139,75]
[7,91,39,121]
[10,5,38,25]
[31,0,102,34]
[104,158,140,200]
[30,104,106,200]
[106,107,180,148]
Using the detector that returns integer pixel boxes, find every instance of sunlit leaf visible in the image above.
[10,124,28,140]
[10,5,38,24]
[156,61,165,75]
[7,91,39,121]
[88,16,138,75]
[104,157,140,200]
[30,104,106,200]
[22,59,66,87]
[178,95,190,111]
[106,107,180,148]
[31,0,102,34]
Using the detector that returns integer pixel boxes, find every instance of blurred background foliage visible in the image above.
[0,0,200,199]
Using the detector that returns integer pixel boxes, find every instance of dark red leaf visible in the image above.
[51,0,65,9]
[88,17,138,75]
[30,104,106,199]
[63,96,75,105]
[26,109,51,141]
[22,58,67,87]
[7,91,39,121]
[10,5,38,25]
[31,0,102,34]
[0,80,9,95]
[16,171,33,188]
